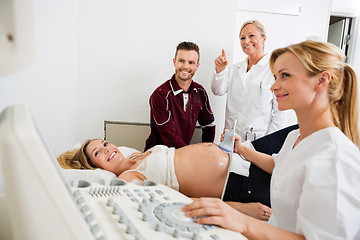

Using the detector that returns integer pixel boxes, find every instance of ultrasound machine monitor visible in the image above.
[0,104,246,240]
[0,104,94,239]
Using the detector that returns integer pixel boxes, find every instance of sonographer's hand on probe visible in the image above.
[215,49,228,74]
[233,134,245,154]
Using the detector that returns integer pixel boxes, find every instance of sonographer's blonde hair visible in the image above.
[269,40,359,147]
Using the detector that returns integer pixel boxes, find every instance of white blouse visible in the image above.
[269,128,360,239]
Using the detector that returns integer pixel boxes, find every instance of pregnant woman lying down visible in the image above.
[58,139,271,220]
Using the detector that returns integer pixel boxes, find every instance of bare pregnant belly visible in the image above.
[174,143,230,198]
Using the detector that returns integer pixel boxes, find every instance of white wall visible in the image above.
[0,0,78,155]
[234,0,331,62]
[331,0,359,16]
[0,0,78,193]
[76,0,237,145]
[232,0,332,125]
[331,0,360,131]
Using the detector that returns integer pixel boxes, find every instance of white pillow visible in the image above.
[62,168,116,186]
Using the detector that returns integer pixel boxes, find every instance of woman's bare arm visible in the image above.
[233,134,274,174]
[183,198,305,240]
[225,201,271,221]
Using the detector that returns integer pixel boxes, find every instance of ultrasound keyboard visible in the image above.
[69,178,247,240]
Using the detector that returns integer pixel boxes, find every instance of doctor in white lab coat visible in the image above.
[212,20,288,141]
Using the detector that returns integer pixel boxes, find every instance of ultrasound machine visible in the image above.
[0,105,247,240]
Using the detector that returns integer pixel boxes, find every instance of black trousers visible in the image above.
[222,124,299,207]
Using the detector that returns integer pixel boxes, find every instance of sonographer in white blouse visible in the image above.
[184,40,360,240]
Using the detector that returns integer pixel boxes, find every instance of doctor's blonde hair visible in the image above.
[240,20,266,37]
[269,40,359,147]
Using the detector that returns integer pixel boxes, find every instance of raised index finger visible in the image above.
[222,49,226,58]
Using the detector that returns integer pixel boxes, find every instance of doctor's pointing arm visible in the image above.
[212,49,230,96]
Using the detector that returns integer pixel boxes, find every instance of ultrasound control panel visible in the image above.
[69,178,247,240]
